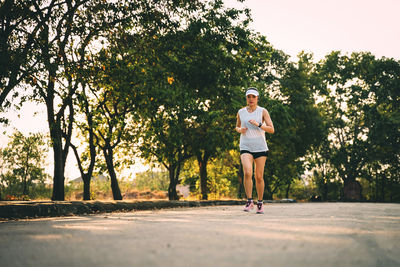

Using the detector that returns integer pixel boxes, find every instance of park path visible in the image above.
[0,203,399,267]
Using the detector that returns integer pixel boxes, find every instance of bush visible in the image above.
[64,174,170,200]
[133,170,169,191]
[280,178,318,201]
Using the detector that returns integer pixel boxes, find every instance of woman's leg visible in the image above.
[254,156,267,201]
[240,153,254,199]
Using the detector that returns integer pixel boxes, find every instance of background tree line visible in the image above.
[1,0,399,202]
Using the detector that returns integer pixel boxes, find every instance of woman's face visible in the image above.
[246,94,258,106]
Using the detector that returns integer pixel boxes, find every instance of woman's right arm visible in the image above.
[235,113,246,133]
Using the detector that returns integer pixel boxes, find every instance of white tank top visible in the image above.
[239,106,268,152]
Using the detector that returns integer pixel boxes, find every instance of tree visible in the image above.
[137,0,279,200]
[272,52,325,197]
[70,85,97,200]
[67,0,149,201]
[258,99,297,199]
[0,131,48,198]
[72,0,205,200]
[301,53,400,202]
[87,61,136,200]
[314,52,383,200]
[246,51,325,200]
[361,56,400,201]
[306,138,341,201]
[0,0,56,119]
[24,0,140,200]
[139,86,194,200]
[163,2,262,200]
[97,0,205,200]
[180,149,241,199]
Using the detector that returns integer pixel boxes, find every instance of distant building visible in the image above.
[176,184,190,198]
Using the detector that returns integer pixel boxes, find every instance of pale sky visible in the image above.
[1,0,399,180]
[226,0,400,60]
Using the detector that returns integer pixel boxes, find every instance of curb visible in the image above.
[0,199,296,220]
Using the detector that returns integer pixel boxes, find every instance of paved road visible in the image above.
[1,203,399,267]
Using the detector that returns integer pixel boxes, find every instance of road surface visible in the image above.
[1,203,399,267]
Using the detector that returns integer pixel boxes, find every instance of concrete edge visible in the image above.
[0,199,296,220]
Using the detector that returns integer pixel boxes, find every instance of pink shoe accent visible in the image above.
[243,201,254,212]
[256,202,264,214]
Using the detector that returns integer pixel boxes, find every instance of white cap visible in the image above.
[246,87,259,97]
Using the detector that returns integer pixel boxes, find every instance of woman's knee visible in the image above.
[243,170,253,179]
[254,175,264,183]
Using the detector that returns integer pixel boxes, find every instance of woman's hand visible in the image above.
[236,127,248,133]
[248,119,259,127]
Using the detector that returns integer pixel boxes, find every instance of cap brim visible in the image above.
[246,89,259,96]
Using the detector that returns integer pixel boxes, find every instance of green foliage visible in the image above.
[238,51,326,200]
[276,179,318,201]
[208,150,242,199]
[207,156,238,199]
[181,150,240,199]
[64,176,170,200]
[4,0,399,203]
[15,0,146,200]
[0,131,50,199]
[312,173,343,201]
[66,178,112,200]
[0,0,50,114]
[311,52,400,201]
[127,0,261,199]
[134,170,169,191]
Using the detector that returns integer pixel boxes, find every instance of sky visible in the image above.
[1,0,400,180]
[225,0,400,61]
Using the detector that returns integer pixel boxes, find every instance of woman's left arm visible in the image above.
[261,109,274,134]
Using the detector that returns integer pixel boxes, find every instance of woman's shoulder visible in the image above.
[258,106,269,116]
[238,107,247,113]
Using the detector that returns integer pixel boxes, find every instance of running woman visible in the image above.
[235,87,274,214]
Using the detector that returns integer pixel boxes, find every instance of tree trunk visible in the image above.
[343,178,362,201]
[22,177,28,196]
[237,160,244,199]
[22,151,30,196]
[82,174,91,200]
[197,154,209,200]
[71,92,96,201]
[168,166,179,200]
[47,89,73,201]
[285,182,291,199]
[51,129,65,201]
[103,147,122,200]
[71,142,96,201]
[389,175,394,202]
[375,170,379,202]
[264,190,273,200]
[381,173,385,202]
[323,180,328,201]
[264,167,273,200]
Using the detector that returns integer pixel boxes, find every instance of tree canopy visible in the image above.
[1,0,399,202]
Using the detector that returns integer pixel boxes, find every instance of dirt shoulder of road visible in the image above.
[0,199,296,220]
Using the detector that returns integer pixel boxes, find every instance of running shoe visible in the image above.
[243,200,254,212]
[256,202,264,214]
